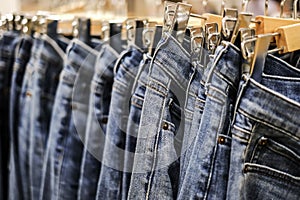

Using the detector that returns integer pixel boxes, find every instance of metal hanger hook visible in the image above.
[280,0,287,18]
[265,0,269,16]
[294,0,299,19]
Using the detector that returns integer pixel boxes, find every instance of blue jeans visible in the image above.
[179,61,206,190]
[122,53,151,200]
[78,44,119,200]
[96,45,143,200]
[0,31,20,200]
[29,34,69,200]
[128,34,193,199]
[9,35,33,200]
[227,54,300,200]
[178,42,242,200]
[18,36,43,200]
[40,39,101,200]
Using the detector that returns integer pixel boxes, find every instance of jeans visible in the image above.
[40,39,101,200]
[0,31,20,200]
[179,61,206,189]
[9,35,33,200]
[128,34,193,200]
[29,34,68,200]
[227,54,300,200]
[122,54,151,200]
[18,36,43,200]
[178,42,242,200]
[78,44,119,200]
[96,45,143,200]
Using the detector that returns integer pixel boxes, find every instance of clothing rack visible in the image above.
[1,1,300,200]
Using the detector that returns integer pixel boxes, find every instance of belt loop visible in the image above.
[113,47,132,76]
[231,74,250,126]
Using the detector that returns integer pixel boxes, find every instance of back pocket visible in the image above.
[247,136,300,180]
[242,136,300,200]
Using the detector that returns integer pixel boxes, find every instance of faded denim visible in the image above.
[227,54,300,200]
[122,53,152,200]
[29,34,68,200]
[178,42,242,200]
[18,35,43,200]
[128,34,193,200]
[96,45,143,200]
[78,44,119,200]
[9,35,32,200]
[40,39,101,200]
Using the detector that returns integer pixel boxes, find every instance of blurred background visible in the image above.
[0,0,298,18]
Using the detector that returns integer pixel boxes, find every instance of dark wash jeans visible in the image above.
[178,42,242,200]
[227,54,300,200]
[40,39,101,200]
[0,30,20,200]
[128,34,193,200]
[9,35,33,200]
[29,34,68,200]
[8,36,33,199]
[78,44,119,200]
[96,45,143,200]
[18,36,43,200]
[122,53,152,200]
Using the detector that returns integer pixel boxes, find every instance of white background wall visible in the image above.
[0,0,20,13]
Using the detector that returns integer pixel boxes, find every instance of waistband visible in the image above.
[15,35,33,60]
[113,45,144,76]
[65,38,100,73]
[40,34,68,62]
[237,76,300,138]
[263,54,300,78]
[136,54,152,86]
[0,31,20,56]
[130,53,152,95]
[151,33,193,90]
[206,41,242,89]
[95,43,119,75]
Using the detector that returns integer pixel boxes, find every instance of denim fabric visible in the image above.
[179,61,205,188]
[227,55,300,200]
[18,35,44,200]
[0,31,20,200]
[40,39,101,200]
[122,54,151,200]
[96,46,143,200]
[179,58,213,191]
[29,34,68,200]
[128,34,193,200]
[78,44,119,200]
[8,35,33,200]
[178,42,242,200]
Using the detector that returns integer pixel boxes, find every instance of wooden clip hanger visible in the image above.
[241,22,300,82]
[255,0,300,34]
[255,15,300,34]
[274,23,300,54]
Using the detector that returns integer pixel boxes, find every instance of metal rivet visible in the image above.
[102,118,108,124]
[26,91,32,97]
[259,137,268,146]
[162,122,169,130]
[218,136,225,144]
[243,166,248,173]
